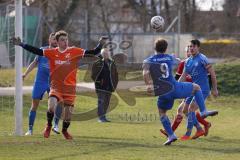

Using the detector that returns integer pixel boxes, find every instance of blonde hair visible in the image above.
[55,30,68,41]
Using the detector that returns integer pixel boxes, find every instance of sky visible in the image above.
[196,0,225,11]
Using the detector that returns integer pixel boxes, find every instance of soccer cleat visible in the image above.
[25,130,33,136]
[104,119,111,122]
[62,131,73,140]
[160,129,168,137]
[52,126,60,134]
[98,119,105,123]
[163,135,177,145]
[200,110,218,119]
[192,129,205,139]
[98,118,111,123]
[43,125,52,138]
[180,135,191,141]
[204,122,211,136]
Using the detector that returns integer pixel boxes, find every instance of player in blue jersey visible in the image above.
[24,33,62,135]
[143,39,218,145]
[160,46,212,139]
[179,39,218,140]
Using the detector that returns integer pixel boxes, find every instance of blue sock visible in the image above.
[54,105,62,127]
[160,115,173,136]
[186,112,196,136]
[29,110,36,131]
[54,117,59,127]
[194,90,206,113]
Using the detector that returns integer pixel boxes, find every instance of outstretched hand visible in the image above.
[10,37,22,45]
[99,36,108,46]
[211,89,219,97]
[22,74,26,80]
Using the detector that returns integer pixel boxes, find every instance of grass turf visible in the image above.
[0,93,240,160]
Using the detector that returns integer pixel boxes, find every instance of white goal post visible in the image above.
[14,0,23,136]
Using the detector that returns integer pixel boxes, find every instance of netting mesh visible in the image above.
[0,3,42,135]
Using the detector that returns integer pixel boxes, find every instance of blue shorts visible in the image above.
[185,90,210,105]
[157,82,193,110]
[32,82,50,100]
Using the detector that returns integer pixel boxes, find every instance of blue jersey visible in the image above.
[143,53,178,96]
[143,53,194,110]
[184,53,210,92]
[34,46,50,84]
[32,46,50,99]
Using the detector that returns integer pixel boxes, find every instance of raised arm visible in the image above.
[10,37,43,56]
[84,36,108,56]
[23,57,38,80]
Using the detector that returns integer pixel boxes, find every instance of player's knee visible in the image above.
[63,118,71,122]
[183,108,188,115]
[158,108,166,117]
[188,105,195,112]
[31,106,38,111]
[191,102,198,111]
[48,98,57,112]
[193,83,200,91]
[48,97,58,108]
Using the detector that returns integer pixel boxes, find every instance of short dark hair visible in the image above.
[154,39,168,53]
[191,39,200,47]
[55,30,68,41]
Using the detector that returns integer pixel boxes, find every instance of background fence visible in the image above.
[0,3,42,68]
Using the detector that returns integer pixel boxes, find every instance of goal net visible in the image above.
[0,2,42,136]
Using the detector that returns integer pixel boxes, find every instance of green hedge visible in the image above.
[215,59,240,95]
[201,43,240,58]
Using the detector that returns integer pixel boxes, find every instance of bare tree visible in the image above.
[126,0,160,32]
[164,0,172,27]
[90,0,129,53]
[222,0,240,32]
[181,0,197,32]
[0,0,12,4]
[26,0,84,44]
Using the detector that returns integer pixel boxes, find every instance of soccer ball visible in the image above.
[150,16,165,30]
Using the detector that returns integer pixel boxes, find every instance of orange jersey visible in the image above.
[43,47,84,96]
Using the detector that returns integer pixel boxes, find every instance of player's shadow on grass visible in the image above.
[175,144,240,154]
[40,136,163,160]
[39,135,240,160]
[203,136,240,145]
[75,135,159,147]
[174,136,240,154]
[77,136,240,155]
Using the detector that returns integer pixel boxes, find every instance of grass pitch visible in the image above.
[0,93,240,160]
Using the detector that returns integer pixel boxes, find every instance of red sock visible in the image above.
[171,114,183,131]
[196,112,209,126]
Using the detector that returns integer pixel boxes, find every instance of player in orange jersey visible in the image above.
[11,30,108,139]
